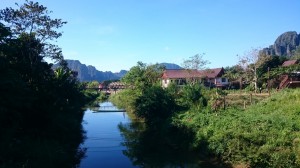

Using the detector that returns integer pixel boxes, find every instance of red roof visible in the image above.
[162,69,203,79]
[162,68,224,79]
[282,60,298,67]
[203,68,224,78]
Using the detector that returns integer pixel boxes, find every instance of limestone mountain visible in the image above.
[53,60,128,82]
[160,63,182,69]
[53,60,182,82]
[261,31,300,57]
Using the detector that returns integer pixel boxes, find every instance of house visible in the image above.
[282,59,298,67]
[203,68,229,88]
[161,68,229,88]
[279,60,300,89]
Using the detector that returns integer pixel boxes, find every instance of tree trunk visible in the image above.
[254,67,258,93]
[240,77,242,90]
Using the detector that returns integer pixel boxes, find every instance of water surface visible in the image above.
[80,102,226,168]
[80,102,136,168]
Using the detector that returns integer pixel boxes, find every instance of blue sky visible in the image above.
[1,0,299,72]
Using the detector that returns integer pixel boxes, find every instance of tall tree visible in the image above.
[291,47,300,59]
[181,53,210,84]
[0,0,67,63]
[122,62,164,91]
[182,53,209,70]
[224,65,244,89]
[239,48,271,93]
[0,3,86,167]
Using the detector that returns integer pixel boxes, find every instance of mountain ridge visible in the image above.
[261,31,300,57]
[53,60,127,82]
[53,60,181,82]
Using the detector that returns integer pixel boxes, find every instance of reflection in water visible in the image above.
[119,120,227,168]
[80,102,137,168]
[80,102,227,168]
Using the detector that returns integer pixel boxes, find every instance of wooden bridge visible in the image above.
[85,82,126,94]
[92,105,126,113]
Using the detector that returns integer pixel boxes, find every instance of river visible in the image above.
[79,102,225,168]
[79,102,136,168]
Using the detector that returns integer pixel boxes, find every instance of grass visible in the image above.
[226,93,269,109]
[172,89,300,167]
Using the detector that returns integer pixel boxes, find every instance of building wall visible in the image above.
[162,77,229,88]
[215,77,229,85]
[162,79,171,88]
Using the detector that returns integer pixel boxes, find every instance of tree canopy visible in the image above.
[0,2,88,167]
[121,62,165,90]
[0,0,67,63]
[181,53,209,70]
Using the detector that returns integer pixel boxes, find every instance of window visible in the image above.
[221,78,226,82]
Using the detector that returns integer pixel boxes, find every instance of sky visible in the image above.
[1,0,300,72]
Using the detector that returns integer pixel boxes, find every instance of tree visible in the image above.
[224,65,244,89]
[181,53,210,84]
[177,84,207,110]
[291,47,300,59]
[86,80,100,89]
[182,53,209,70]
[121,62,164,91]
[135,85,175,126]
[0,0,67,62]
[239,48,271,93]
[0,3,87,167]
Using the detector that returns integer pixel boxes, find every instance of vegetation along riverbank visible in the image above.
[0,1,96,167]
[111,60,300,167]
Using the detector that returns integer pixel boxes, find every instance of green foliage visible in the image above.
[234,49,288,90]
[0,0,67,62]
[121,62,164,91]
[115,60,211,128]
[118,120,226,167]
[0,2,88,167]
[135,85,176,126]
[177,84,207,110]
[114,62,174,125]
[173,89,300,167]
[0,0,66,40]
[291,47,300,59]
[165,82,180,99]
[224,65,244,81]
[269,64,300,78]
[110,89,140,114]
[86,80,99,88]
[181,53,209,70]
[257,56,287,86]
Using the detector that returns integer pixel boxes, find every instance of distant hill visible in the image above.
[53,60,128,82]
[261,31,300,57]
[53,60,182,82]
[160,63,182,69]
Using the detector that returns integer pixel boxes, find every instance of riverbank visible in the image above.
[173,89,300,167]
[111,88,300,167]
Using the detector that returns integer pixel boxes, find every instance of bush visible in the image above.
[173,89,300,167]
[134,85,176,126]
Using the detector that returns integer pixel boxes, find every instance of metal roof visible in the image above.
[282,60,298,67]
[162,68,224,79]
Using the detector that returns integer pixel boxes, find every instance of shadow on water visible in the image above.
[118,120,230,168]
[0,111,87,168]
